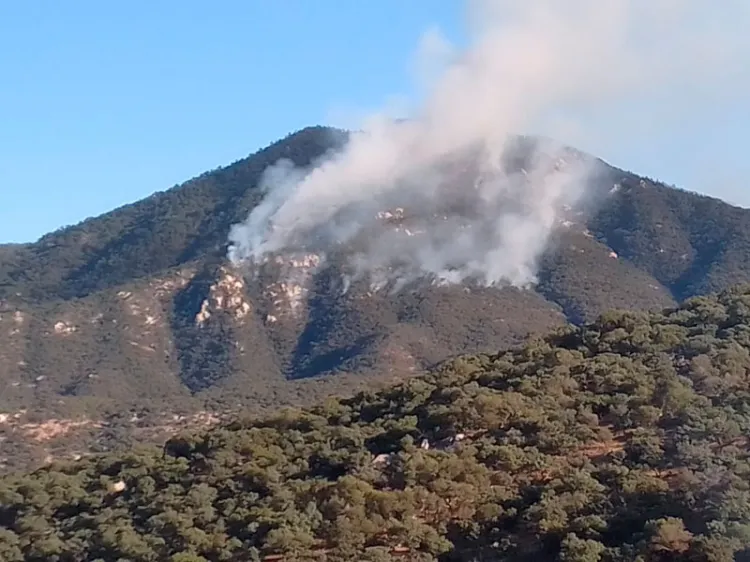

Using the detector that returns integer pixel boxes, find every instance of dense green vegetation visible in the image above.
[4,286,750,561]
[587,175,750,300]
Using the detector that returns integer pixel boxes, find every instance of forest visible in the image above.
[3,285,750,561]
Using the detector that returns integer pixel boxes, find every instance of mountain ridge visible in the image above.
[3,125,750,472]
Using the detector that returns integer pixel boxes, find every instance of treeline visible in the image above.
[3,286,750,560]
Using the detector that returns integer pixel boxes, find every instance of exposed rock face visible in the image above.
[53,321,77,335]
[195,267,252,326]
[262,253,322,318]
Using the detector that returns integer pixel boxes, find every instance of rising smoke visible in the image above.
[228,0,750,292]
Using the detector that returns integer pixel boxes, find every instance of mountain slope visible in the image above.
[2,125,750,428]
[589,176,750,299]
[3,285,750,561]
[0,127,347,303]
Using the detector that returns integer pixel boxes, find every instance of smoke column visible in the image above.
[228,0,750,290]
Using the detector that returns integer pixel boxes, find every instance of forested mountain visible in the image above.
[3,125,750,473]
[3,286,750,561]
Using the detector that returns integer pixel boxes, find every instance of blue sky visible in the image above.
[1,0,748,243]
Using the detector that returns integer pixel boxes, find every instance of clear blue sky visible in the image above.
[1,1,748,243]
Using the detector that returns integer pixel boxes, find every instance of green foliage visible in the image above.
[588,174,750,300]
[4,286,750,560]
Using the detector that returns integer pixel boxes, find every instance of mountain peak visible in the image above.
[2,127,750,475]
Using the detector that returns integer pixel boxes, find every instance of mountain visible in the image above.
[3,285,750,561]
[3,125,750,471]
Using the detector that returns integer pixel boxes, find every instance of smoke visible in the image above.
[228,0,750,292]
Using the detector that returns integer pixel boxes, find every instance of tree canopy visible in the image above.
[4,285,750,561]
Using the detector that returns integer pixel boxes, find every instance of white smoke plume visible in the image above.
[228,0,750,291]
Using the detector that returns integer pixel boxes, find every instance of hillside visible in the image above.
[3,125,750,470]
[3,286,750,561]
